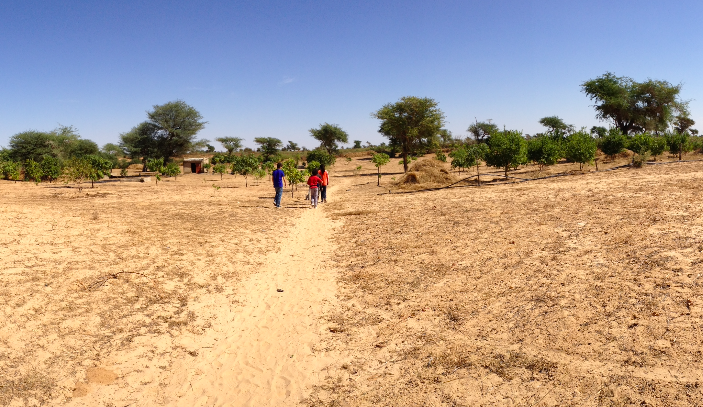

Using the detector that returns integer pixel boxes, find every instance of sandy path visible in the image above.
[163,198,340,406]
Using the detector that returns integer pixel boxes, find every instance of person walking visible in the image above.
[319,164,329,203]
[307,169,322,208]
[272,162,286,208]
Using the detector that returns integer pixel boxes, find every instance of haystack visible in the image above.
[397,159,455,187]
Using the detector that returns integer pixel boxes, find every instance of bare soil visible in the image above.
[2,153,703,406]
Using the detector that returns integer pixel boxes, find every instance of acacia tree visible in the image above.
[309,123,349,154]
[216,137,243,155]
[581,72,687,135]
[253,137,282,162]
[484,130,527,178]
[373,96,445,173]
[120,100,206,167]
[538,116,574,140]
[467,121,499,143]
[371,153,390,186]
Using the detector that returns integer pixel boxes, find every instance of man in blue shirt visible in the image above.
[272,162,287,208]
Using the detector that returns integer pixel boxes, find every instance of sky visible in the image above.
[1,0,702,151]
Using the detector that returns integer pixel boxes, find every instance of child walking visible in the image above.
[307,170,322,208]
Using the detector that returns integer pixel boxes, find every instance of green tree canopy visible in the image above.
[101,143,124,158]
[467,121,499,143]
[216,137,243,155]
[373,96,445,173]
[527,136,563,170]
[283,140,299,151]
[564,130,597,170]
[309,123,349,154]
[598,128,628,159]
[254,137,282,162]
[371,153,390,186]
[539,116,573,140]
[484,130,527,178]
[120,100,206,164]
[581,72,688,135]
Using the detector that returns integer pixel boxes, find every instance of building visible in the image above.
[182,158,209,174]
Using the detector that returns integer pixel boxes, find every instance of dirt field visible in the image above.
[2,154,703,406]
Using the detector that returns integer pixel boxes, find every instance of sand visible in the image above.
[3,154,703,406]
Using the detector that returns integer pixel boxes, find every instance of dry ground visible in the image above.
[0,172,311,405]
[307,155,703,406]
[2,153,703,406]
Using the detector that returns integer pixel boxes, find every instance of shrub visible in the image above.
[666,132,691,160]
[372,153,390,186]
[435,151,447,162]
[40,156,63,182]
[162,162,181,179]
[212,163,227,180]
[649,136,667,160]
[628,133,653,156]
[24,159,43,184]
[1,161,22,182]
[564,130,597,170]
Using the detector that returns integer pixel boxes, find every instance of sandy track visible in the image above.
[162,200,340,406]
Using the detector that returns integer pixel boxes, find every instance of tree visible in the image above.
[527,136,562,170]
[467,121,499,143]
[539,116,573,140]
[598,128,627,160]
[564,130,597,170]
[581,72,687,135]
[162,162,181,179]
[85,155,113,187]
[146,157,165,185]
[8,131,56,162]
[282,158,305,197]
[254,137,282,162]
[1,161,21,182]
[216,137,243,155]
[666,132,690,160]
[484,130,527,178]
[212,163,227,180]
[449,146,469,173]
[309,123,349,154]
[673,115,696,134]
[231,154,260,187]
[590,126,608,138]
[101,143,124,158]
[438,129,453,147]
[305,149,336,167]
[120,100,206,165]
[466,144,489,185]
[373,96,445,173]
[371,153,390,186]
[353,140,362,149]
[284,140,299,151]
[63,157,93,190]
[650,136,667,160]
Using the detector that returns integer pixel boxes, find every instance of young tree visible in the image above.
[254,137,282,162]
[216,137,243,155]
[449,146,469,173]
[527,136,562,171]
[231,154,260,187]
[24,159,43,184]
[564,130,597,170]
[581,72,687,135]
[466,143,489,185]
[598,128,628,160]
[628,133,653,157]
[484,130,528,178]
[146,157,165,185]
[309,123,349,154]
[162,162,181,179]
[650,136,667,160]
[85,155,114,187]
[467,121,499,143]
[371,153,390,186]
[282,158,305,197]
[212,163,227,180]
[63,157,92,190]
[373,96,445,173]
[666,132,691,160]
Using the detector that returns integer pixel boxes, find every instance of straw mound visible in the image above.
[397,159,455,187]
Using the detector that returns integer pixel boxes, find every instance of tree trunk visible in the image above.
[377,167,380,186]
[402,150,408,173]
[504,166,508,178]
[220,173,223,180]
[476,164,481,186]
[679,150,682,161]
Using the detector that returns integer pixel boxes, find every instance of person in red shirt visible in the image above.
[319,164,329,203]
[307,170,322,208]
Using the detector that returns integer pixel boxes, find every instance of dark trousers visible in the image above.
[320,185,327,201]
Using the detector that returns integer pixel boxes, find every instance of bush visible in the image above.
[650,136,667,159]
[306,149,335,167]
[564,130,597,170]
[1,161,22,181]
[435,151,447,162]
[527,136,562,170]
[666,132,691,160]
[628,133,653,156]
[598,129,627,159]
[162,162,181,178]
[24,159,43,184]
[40,156,62,182]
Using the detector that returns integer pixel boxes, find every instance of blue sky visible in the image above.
[1,0,701,150]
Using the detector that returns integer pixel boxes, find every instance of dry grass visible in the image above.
[306,159,703,406]
[396,159,455,188]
